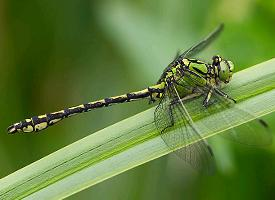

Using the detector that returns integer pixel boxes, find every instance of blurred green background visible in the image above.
[0,0,275,199]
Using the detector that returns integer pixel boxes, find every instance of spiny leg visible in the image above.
[203,89,213,107]
[148,87,158,104]
[214,88,236,103]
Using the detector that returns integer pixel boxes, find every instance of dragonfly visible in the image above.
[7,24,271,174]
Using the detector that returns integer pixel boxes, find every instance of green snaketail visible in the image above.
[10,24,268,174]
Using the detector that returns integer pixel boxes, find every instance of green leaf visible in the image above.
[1,59,275,199]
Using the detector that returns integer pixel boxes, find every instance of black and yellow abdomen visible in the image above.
[7,83,165,134]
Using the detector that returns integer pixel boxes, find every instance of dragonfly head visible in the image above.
[212,55,234,84]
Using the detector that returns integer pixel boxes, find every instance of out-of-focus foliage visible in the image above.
[0,0,274,199]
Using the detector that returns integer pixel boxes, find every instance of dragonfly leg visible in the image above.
[148,97,156,104]
[148,87,157,104]
[203,89,213,107]
[214,88,236,103]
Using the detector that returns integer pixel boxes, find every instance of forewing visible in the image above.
[179,24,224,59]
[159,24,223,83]
[163,67,272,146]
[154,84,215,174]
[180,77,273,146]
[206,94,273,146]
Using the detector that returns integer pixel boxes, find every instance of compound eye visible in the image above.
[227,60,234,72]
[220,61,228,72]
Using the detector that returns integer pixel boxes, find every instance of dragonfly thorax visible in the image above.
[158,56,234,100]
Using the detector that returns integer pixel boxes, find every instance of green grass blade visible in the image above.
[0,59,275,199]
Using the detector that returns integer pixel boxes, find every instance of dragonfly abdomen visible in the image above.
[7,84,165,134]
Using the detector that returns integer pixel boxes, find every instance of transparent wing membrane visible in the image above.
[162,24,224,77]
[176,68,272,146]
[210,96,273,146]
[221,120,272,146]
[155,63,271,173]
[154,84,215,174]
[183,86,272,146]
[180,24,224,59]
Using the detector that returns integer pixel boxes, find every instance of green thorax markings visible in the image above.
[158,58,215,97]
[159,59,211,82]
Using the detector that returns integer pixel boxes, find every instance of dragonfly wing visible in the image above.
[179,76,273,146]
[154,83,215,174]
[221,120,273,146]
[159,24,224,83]
[207,94,273,146]
[173,68,272,146]
[179,24,224,59]
[173,140,215,174]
